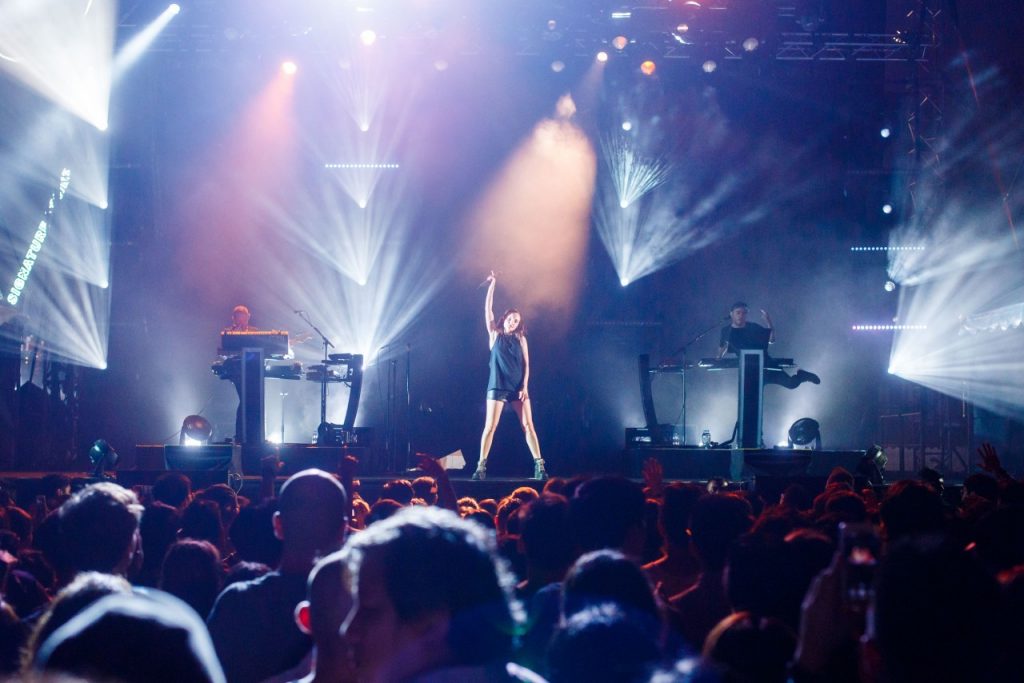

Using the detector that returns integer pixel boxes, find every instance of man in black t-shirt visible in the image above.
[717,301,819,389]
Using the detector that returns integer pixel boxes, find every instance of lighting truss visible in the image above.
[126,5,940,65]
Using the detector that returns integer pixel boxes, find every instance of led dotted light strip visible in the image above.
[849,246,926,252]
[851,324,928,331]
[7,169,70,306]
[323,163,400,169]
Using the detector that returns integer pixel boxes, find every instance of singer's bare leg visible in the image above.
[511,399,542,461]
[476,399,504,476]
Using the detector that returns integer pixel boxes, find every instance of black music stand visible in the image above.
[736,349,765,449]
[670,318,724,445]
[295,311,335,439]
[240,348,265,445]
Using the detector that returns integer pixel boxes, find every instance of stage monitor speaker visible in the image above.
[742,451,812,478]
[164,445,234,472]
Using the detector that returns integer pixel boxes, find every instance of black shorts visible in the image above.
[487,389,519,402]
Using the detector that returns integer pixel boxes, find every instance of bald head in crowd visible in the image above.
[274,469,349,567]
[207,469,349,683]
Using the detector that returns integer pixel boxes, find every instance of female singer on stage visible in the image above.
[472,272,547,481]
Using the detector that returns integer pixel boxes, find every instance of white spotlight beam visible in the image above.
[887,96,1024,287]
[0,105,110,209]
[328,50,392,134]
[112,3,182,78]
[274,228,451,365]
[265,170,411,288]
[0,0,116,130]
[600,133,672,208]
[10,260,110,369]
[593,170,765,287]
[594,106,819,286]
[889,267,1024,418]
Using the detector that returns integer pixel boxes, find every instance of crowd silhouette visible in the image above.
[0,444,1022,683]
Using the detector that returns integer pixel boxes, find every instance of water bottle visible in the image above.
[701,429,711,448]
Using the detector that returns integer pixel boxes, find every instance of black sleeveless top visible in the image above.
[488,333,525,392]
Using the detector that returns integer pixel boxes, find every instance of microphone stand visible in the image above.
[296,311,335,432]
[672,318,727,446]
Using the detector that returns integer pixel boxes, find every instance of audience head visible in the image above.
[57,482,143,578]
[518,493,575,575]
[380,479,415,506]
[138,502,182,585]
[274,469,348,560]
[823,490,868,524]
[152,472,193,509]
[825,467,854,490]
[547,603,661,683]
[917,467,944,496]
[457,496,480,516]
[571,476,647,558]
[228,501,281,567]
[341,506,521,682]
[223,561,271,588]
[465,509,496,532]
[411,476,438,506]
[179,499,224,549]
[35,590,226,683]
[366,499,403,527]
[866,535,1003,683]
[510,486,541,504]
[294,550,352,672]
[702,611,795,683]
[195,484,240,527]
[778,529,834,629]
[159,539,224,620]
[496,496,525,536]
[351,497,371,530]
[22,572,133,668]
[562,549,658,629]
[779,483,812,513]
[690,494,753,573]
[879,480,945,541]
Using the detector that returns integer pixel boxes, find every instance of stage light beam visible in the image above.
[113,2,182,79]
[463,98,597,325]
[0,0,116,130]
[601,132,672,210]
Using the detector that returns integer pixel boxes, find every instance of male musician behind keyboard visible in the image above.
[717,301,820,389]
